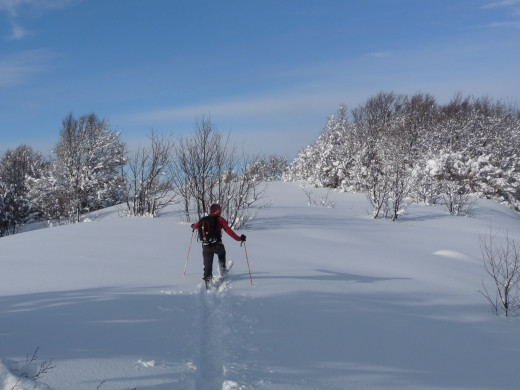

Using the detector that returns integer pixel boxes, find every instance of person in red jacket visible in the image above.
[191,203,246,286]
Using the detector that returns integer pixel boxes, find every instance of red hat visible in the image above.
[210,203,221,213]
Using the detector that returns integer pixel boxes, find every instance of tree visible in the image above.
[30,113,126,223]
[355,93,411,220]
[218,156,270,228]
[386,149,412,221]
[124,131,176,216]
[364,149,391,219]
[171,117,226,220]
[288,106,353,189]
[286,91,520,219]
[171,117,268,228]
[246,154,289,182]
[0,145,46,234]
[0,183,17,236]
[479,230,520,317]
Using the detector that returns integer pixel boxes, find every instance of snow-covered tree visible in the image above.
[0,145,47,234]
[286,92,520,218]
[29,113,126,223]
[0,183,17,236]
[287,106,353,188]
[246,154,289,182]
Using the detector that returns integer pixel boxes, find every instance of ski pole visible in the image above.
[242,241,253,286]
[184,229,195,276]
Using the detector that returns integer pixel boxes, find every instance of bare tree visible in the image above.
[10,346,55,390]
[479,230,520,317]
[171,117,225,220]
[387,159,411,221]
[365,153,391,219]
[383,120,413,221]
[219,156,270,227]
[440,180,476,216]
[125,131,176,216]
[302,187,336,208]
[171,117,268,228]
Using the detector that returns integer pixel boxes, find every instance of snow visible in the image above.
[2,181,520,389]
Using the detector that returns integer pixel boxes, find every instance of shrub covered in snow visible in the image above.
[286,92,520,219]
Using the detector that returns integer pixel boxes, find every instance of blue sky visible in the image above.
[1,0,519,158]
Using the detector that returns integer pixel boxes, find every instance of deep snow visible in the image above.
[2,181,520,390]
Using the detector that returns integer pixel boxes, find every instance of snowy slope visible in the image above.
[1,181,520,390]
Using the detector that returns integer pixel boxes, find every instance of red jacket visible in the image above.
[192,214,242,242]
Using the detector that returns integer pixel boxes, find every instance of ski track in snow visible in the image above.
[196,284,226,389]
[195,279,246,390]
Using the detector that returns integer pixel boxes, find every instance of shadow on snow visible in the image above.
[1,279,520,389]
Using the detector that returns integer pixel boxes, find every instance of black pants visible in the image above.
[202,242,226,281]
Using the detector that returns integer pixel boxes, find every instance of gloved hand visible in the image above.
[240,234,246,242]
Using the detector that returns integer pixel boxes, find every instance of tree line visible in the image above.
[286,92,520,220]
[0,115,287,237]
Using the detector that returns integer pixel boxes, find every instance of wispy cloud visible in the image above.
[0,0,81,40]
[0,0,80,13]
[122,89,348,126]
[487,20,520,27]
[0,50,53,88]
[0,0,19,16]
[480,0,520,28]
[481,0,520,9]
[6,21,29,40]
[365,51,393,58]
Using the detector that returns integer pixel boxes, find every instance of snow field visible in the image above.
[1,181,520,389]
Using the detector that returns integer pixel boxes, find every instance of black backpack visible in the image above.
[197,215,220,245]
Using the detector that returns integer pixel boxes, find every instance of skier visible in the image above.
[191,203,246,287]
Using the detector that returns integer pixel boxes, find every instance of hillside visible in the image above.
[1,181,520,390]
